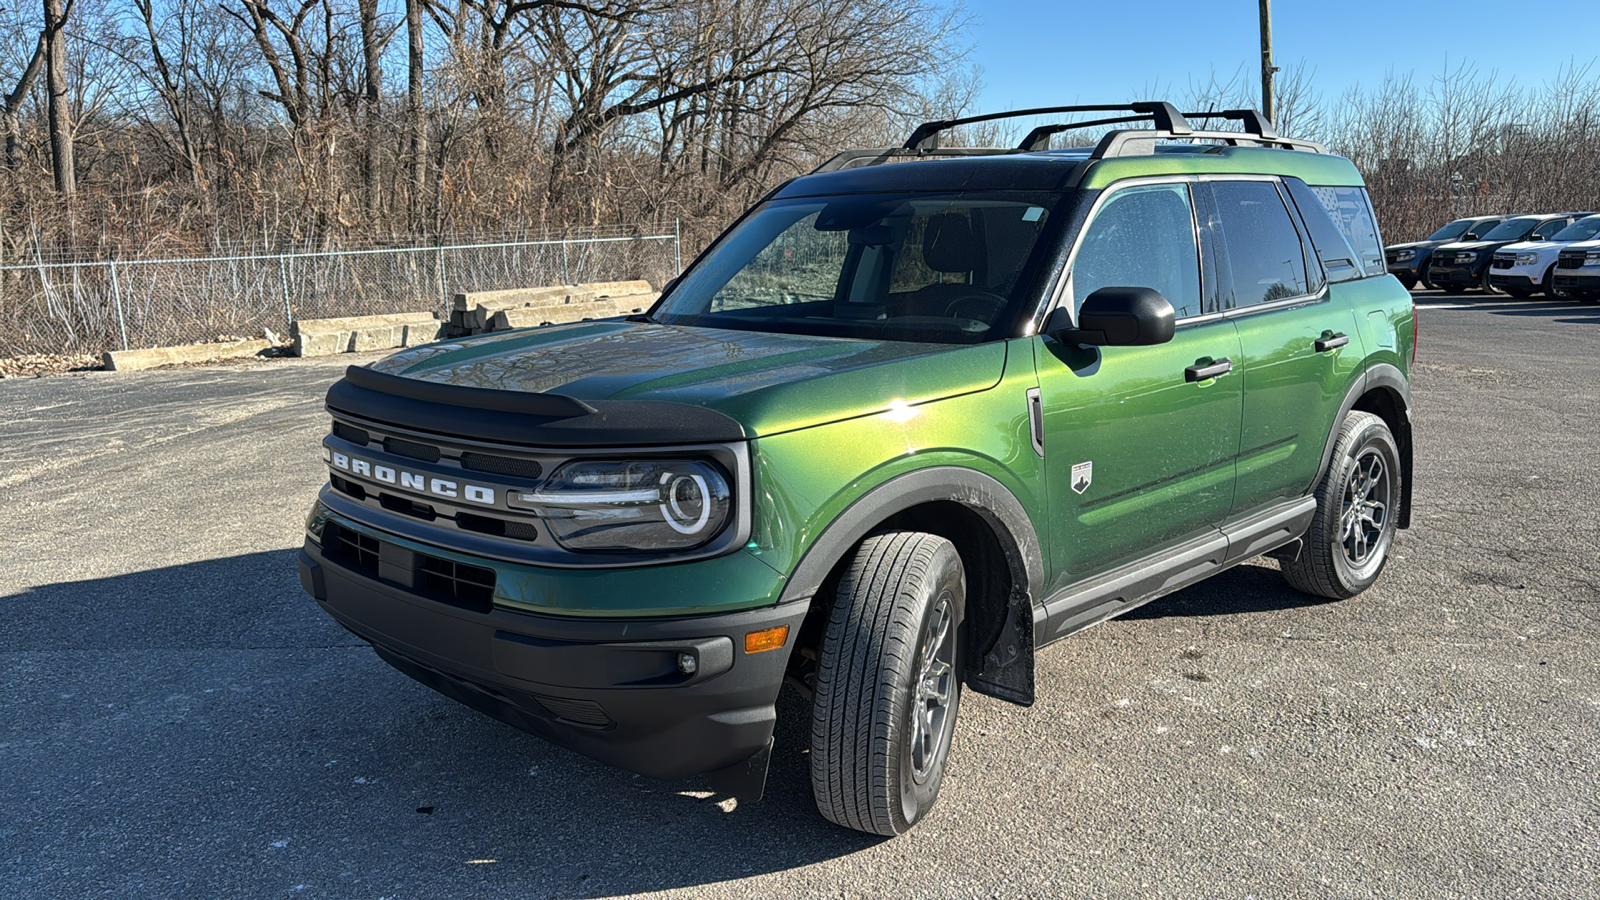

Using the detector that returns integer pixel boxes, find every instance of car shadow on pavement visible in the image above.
[1,550,880,899]
[1119,561,1341,620]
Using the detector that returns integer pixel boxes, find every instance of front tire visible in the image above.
[1418,260,1437,291]
[1282,411,1402,599]
[809,532,965,836]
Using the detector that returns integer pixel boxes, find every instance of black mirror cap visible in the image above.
[1049,286,1176,346]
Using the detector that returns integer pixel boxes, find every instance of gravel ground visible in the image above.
[1,292,1596,899]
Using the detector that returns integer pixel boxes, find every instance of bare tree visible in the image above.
[42,0,73,193]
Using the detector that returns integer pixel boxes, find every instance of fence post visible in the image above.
[675,218,682,275]
[108,258,129,351]
[278,254,293,330]
[436,244,446,305]
[561,239,570,285]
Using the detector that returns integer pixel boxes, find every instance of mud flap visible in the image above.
[967,588,1035,706]
[705,737,773,802]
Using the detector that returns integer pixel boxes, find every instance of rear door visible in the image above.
[1198,178,1363,517]
[1032,179,1242,591]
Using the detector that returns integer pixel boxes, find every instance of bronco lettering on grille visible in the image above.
[330,452,496,505]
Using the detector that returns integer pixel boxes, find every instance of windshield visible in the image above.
[1553,217,1600,242]
[1427,219,1473,241]
[654,192,1063,342]
[1480,217,1540,242]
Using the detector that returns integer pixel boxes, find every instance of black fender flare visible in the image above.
[1316,363,1414,528]
[777,465,1045,705]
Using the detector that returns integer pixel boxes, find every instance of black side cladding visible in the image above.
[325,365,749,447]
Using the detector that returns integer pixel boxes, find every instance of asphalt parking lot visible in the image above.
[2,291,1597,899]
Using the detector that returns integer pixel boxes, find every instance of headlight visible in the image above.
[1515,252,1540,265]
[1586,251,1600,265]
[1393,248,1416,262]
[1459,252,1479,263]
[512,459,732,551]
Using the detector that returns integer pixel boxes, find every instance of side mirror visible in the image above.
[1047,286,1176,347]
[1530,234,1546,241]
[1463,232,1481,240]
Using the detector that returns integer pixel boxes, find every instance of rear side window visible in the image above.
[1308,185,1385,277]
[1284,178,1362,284]
[1207,181,1310,308]
[1068,182,1202,319]
[1531,219,1569,239]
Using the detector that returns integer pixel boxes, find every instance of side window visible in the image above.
[1532,219,1567,239]
[1068,183,1202,319]
[1209,180,1310,308]
[1308,185,1385,276]
[1284,178,1362,284]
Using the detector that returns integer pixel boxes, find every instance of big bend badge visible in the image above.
[1071,460,1093,495]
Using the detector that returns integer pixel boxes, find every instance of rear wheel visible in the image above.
[810,532,964,836]
[1282,411,1401,599]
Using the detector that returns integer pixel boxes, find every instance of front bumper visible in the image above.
[1487,270,1541,291]
[1429,260,1486,287]
[1552,270,1600,298]
[299,530,809,789]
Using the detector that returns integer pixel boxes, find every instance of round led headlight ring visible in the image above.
[661,472,712,534]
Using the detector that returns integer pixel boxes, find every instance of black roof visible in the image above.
[773,153,1088,198]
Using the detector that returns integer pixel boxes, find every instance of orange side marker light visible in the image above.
[744,625,789,653]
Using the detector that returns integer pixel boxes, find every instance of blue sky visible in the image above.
[961,1,1600,112]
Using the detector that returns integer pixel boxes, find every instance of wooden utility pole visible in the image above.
[1259,0,1278,125]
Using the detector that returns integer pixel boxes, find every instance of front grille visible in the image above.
[1558,252,1586,269]
[379,492,436,520]
[457,511,539,541]
[461,452,543,481]
[323,522,380,575]
[384,436,442,463]
[330,474,367,500]
[418,555,495,612]
[332,422,371,446]
[1491,253,1515,269]
[321,522,496,613]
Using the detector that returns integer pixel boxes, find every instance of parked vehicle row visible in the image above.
[1386,212,1600,298]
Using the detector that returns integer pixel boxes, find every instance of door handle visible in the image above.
[1315,333,1350,352]
[1184,358,1233,382]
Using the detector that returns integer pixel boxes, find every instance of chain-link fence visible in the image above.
[0,224,681,357]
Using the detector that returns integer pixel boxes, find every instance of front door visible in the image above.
[1033,180,1242,593]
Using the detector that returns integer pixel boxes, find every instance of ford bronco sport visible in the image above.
[298,103,1415,836]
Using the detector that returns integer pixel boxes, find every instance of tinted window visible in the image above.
[1481,217,1540,241]
[1068,183,1201,319]
[1531,219,1569,239]
[1308,185,1384,276]
[1426,219,1472,241]
[1285,178,1361,283]
[1553,217,1600,242]
[657,192,1060,342]
[1464,219,1502,238]
[1210,181,1310,308]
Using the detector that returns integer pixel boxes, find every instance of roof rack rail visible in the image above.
[808,103,1325,174]
[904,102,1192,151]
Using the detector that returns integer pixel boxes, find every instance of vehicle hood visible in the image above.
[1386,239,1449,252]
[1499,240,1563,254]
[1435,240,1502,253]
[366,321,1008,438]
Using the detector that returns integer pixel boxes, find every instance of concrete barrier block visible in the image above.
[103,339,273,372]
[292,311,439,357]
[577,280,654,298]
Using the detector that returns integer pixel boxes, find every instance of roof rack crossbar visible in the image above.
[1183,108,1280,140]
[904,102,1192,151]
[1017,114,1151,152]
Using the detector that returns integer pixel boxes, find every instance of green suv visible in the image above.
[298,103,1415,836]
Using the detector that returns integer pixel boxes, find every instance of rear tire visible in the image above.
[1282,412,1402,600]
[809,532,965,836]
